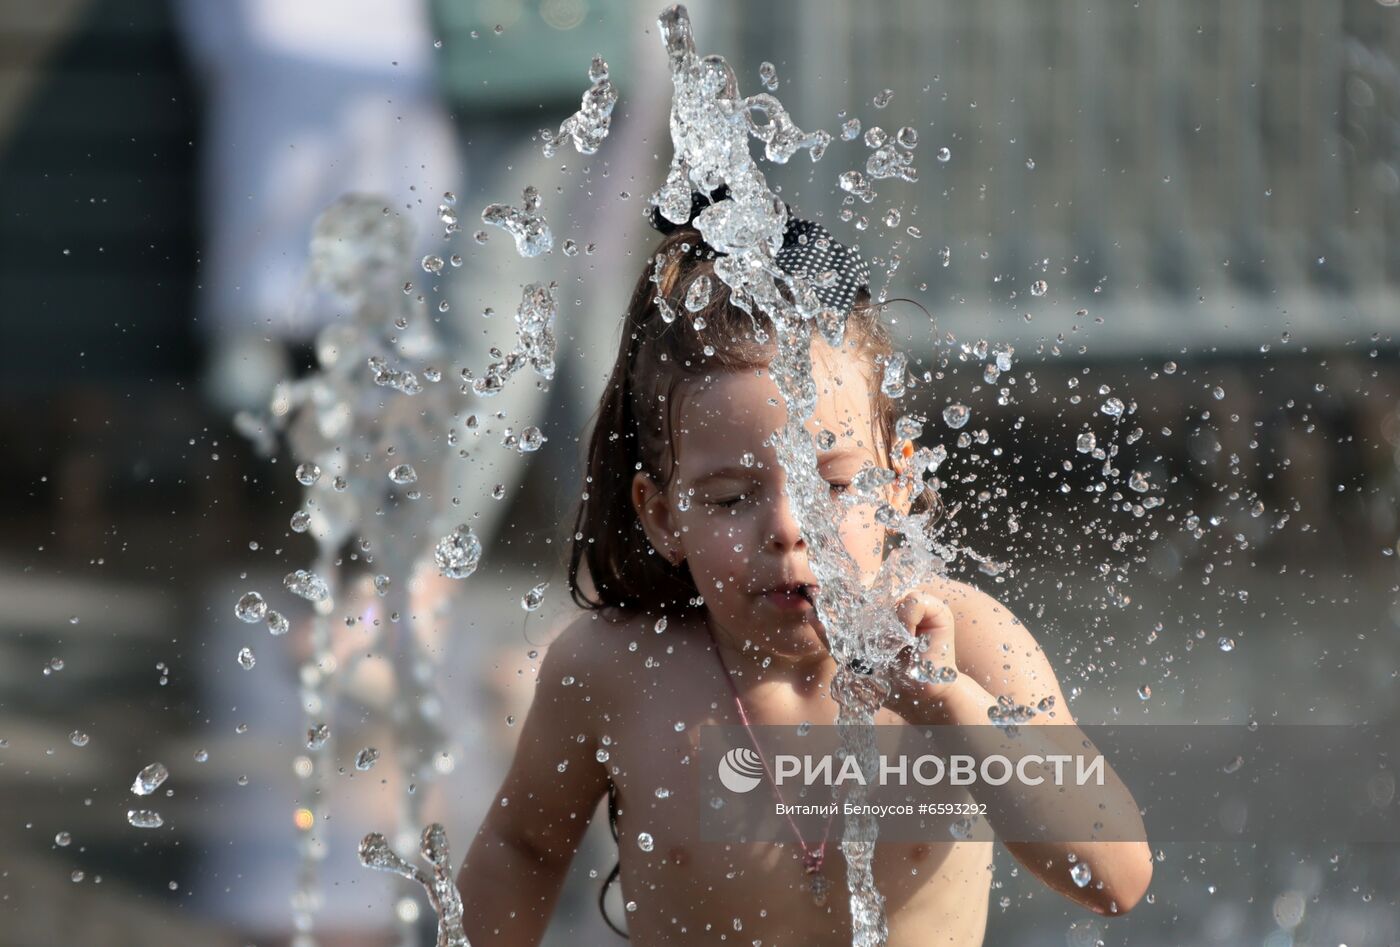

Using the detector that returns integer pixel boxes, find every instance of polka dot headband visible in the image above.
[646,187,871,314]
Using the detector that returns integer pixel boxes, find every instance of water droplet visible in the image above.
[684,275,712,312]
[127,809,164,829]
[388,463,418,485]
[131,762,169,796]
[355,747,380,771]
[55,831,72,846]
[1070,862,1092,887]
[1076,432,1096,453]
[521,582,548,611]
[838,170,875,203]
[69,730,89,747]
[235,592,267,624]
[881,352,907,398]
[237,647,256,670]
[516,426,546,453]
[740,452,756,467]
[421,255,445,274]
[265,610,289,636]
[1218,637,1236,652]
[193,748,209,763]
[841,118,861,140]
[1100,398,1125,418]
[434,525,483,579]
[1030,279,1048,297]
[637,832,655,852]
[306,724,330,750]
[758,61,778,91]
[295,463,321,486]
[1137,685,1151,700]
[896,126,918,149]
[654,617,668,634]
[283,569,330,602]
[942,404,971,429]
[937,146,951,163]
[1212,385,1225,400]
[873,88,894,108]
[289,510,312,533]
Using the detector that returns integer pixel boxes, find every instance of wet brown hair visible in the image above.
[566,226,934,618]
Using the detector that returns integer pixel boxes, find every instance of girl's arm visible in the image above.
[457,617,611,946]
[894,581,1154,917]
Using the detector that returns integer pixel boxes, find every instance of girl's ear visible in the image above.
[631,472,683,562]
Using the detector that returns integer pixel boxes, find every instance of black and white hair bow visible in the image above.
[646,187,870,314]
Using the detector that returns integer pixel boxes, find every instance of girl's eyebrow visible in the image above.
[693,465,759,483]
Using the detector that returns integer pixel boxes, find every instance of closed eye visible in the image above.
[828,481,851,496]
[711,493,749,509]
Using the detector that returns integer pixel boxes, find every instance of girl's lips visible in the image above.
[762,590,812,611]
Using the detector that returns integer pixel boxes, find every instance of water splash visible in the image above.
[481,186,553,257]
[540,55,617,157]
[359,824,469,947]
[651,7,955,942]
[461,282,558,396]
[235,191,465,944]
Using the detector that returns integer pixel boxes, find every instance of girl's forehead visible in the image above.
[674,353,878,458]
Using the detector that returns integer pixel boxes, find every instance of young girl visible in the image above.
[456,208,1153,945]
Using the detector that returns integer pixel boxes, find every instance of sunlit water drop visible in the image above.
[434,525,483,579]
[521,582,548,611]
[131,762,169,796]
[127,809,164,830]
[942,404,971,429]
[284,569,330,602]
[234,592,266,624]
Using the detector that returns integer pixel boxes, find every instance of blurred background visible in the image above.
[0,0,1397,944]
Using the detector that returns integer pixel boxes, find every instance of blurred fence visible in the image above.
[719,0,1400,353]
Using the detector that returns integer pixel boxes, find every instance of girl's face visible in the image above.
[633,339,903,661]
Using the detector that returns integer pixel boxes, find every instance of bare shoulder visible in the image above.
[541,608,702,710]
[539,609,642,695]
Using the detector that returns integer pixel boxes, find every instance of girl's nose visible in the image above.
[766,491,806,551]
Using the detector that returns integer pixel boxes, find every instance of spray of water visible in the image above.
[652,6,957,942]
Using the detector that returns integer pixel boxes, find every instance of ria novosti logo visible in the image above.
[717,747,765,793]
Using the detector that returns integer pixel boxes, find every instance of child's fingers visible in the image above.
[895,591,953,638]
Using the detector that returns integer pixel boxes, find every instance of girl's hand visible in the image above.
[883,590,958,723]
